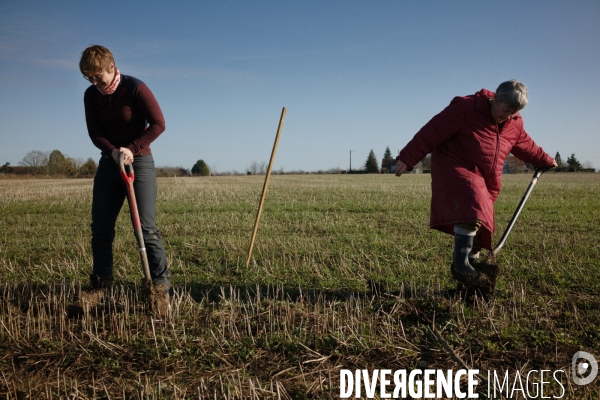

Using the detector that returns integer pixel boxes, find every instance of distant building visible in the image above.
[381,156,431,174]
[381,158,396,173]
[503,154,529,174]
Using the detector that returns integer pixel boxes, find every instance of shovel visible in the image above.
[491,167,549,258]
[119,154,153,287]
[119,154,170,316]
[476,167,550,293]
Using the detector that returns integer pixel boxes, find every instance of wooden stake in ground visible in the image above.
[245,107,286,268]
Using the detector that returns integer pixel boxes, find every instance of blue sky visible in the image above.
[1,1,599,173]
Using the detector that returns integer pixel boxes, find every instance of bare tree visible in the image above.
[248,161,259,175]
[259,161,267,175]
[19,150,49,174]
[19,150,48,167]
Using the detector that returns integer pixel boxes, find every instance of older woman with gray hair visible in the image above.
[395,80,557,289]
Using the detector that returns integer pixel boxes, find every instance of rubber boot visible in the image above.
[453,233,476,274]
[451,233,491,288]
[468,251,480,266]
[469,234,482,265]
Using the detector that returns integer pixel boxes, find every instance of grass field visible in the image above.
[0,173,599,399]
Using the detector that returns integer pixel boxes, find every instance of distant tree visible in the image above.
[64,158,79,177]
[79,158,98,176]
[383,146,393,160]
[247,161,267,175]
[566,153,582,172]
[0,162,12,173]
[554,152,563,168]
[365,149,379,173]
[71,158,85,172]
[19,150,49,174]
[47,150,68,175]
[247,161,258,175]
[192,159,210,176]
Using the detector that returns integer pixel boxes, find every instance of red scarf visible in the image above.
[98,68,121,95]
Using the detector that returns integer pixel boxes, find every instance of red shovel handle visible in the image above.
[119,154,152,283]
[119,154,140,231]
[119,154,135,186]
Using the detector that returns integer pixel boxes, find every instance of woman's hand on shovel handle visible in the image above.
[112,148,134,165]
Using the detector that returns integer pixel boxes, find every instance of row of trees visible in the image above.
[554,152,593,172]
[359,147,396,174]
[5,153,264,178]
[3,150,98,177]
[362,148,594,174]
[4,149,594,179]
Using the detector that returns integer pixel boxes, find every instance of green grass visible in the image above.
[1,174,599,293]
[0,173,599,398]
[0,175,459,288]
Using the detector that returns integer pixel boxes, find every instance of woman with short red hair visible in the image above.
[80,45,172,292]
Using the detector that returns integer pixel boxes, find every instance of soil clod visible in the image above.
[78,287,105,307]
[148,282,170,317]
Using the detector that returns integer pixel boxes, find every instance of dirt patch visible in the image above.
[475,260,500,287]
[78,288,105,307]
[149,284,170,317]
[450,261,501,301]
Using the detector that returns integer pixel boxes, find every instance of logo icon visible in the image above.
[572,351,598,385]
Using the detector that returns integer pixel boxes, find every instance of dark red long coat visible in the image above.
[398,89,554,250]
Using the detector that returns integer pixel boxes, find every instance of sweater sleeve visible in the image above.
[84,90,117,157]
[398,96,465,169]
[126,83,166,155]
[510,128,554,169]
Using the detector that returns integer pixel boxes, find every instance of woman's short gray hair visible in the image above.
[495,80,528,111]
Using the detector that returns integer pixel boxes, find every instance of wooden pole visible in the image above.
[245,107,286,268]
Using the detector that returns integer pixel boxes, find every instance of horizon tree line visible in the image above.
[2,148,595,178]
[4,149,98,177]
[370,147,593,174]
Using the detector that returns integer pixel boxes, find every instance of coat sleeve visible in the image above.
[510,128,554,168]
[398,96,465,169]
[126,83,166,155]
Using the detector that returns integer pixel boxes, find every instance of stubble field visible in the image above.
[0,173,599,399]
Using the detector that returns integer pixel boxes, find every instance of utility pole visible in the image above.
[349,150,352,172]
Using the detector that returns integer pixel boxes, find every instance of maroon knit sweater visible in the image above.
[83,75,165,158]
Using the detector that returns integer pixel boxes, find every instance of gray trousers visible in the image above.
[91,155,171,284]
